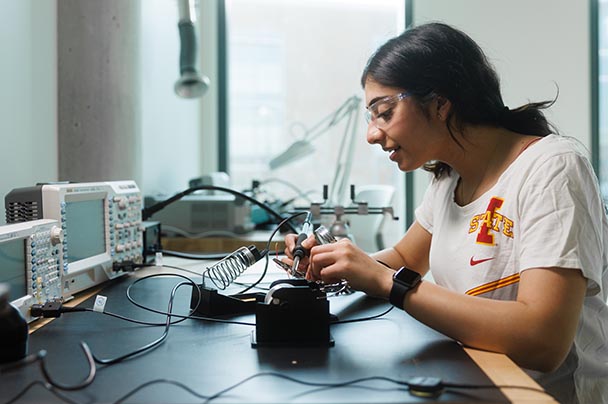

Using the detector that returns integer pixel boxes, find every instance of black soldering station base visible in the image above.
[189,285,264,317]
[252,279,334,348]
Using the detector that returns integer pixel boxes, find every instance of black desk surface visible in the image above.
[1,265,510,404]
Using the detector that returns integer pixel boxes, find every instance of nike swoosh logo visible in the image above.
[470,257,494,266]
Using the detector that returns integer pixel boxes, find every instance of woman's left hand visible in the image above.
[307,238,394,298]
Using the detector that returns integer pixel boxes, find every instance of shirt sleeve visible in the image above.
[415,176,439,235]
[517,152,604,295]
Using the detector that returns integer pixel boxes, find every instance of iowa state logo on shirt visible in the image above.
[468,197,514,246]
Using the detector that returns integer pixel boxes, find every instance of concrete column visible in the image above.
[58,0,141,184]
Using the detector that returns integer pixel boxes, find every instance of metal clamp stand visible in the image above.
[292,184,399,240]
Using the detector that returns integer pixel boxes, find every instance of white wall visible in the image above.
[0,0,57,222]
[411,0,591,207]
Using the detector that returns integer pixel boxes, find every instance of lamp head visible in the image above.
[175,71,210,98]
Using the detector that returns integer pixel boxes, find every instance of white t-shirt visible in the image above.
[415,134,608,404]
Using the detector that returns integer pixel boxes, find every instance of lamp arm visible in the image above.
[329,99,361,204]
[304,96,361,143]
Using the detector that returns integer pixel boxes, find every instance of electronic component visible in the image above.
[0,219,63,322]
[5,181,143,298]
[141,221,162,263]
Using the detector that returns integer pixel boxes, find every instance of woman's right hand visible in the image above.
[281,233,317,276]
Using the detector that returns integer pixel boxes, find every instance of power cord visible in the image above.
[90,279,190,365]
[103,371,549,403]
[3,381,79,404]
[32,276,196,366]
[330,305,394,324]
[234,211,308,295]
[1,342,96,404]
[31,274,257,326]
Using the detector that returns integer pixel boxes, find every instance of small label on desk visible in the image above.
[93,295,107,312]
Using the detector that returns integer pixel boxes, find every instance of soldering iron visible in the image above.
[291,212,313,277]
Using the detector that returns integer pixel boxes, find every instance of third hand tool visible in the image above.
[291,212,313,277]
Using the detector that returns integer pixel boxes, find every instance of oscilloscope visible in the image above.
[5,181,144,298]
[0,219,63,322]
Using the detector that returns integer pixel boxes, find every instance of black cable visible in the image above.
[330,305,394,324]
[124,273,255,326]
[124,273,199,324]
[91,280,189,365]
[235,211,308,294]
[112,379,210,404]
[160,249,229,260]
[141,185,298,233]
[39,342,96,391]
[4,381,81,404]
[201,371,548,403]
[203,372,405,403]
[2,345,95,404]
[0,351,45,374]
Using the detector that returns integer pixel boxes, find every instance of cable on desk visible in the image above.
[198,371,550,403]
[234,211,308,295]
[2,343,96,404]
[126,274,255,326]
[124,273,255,326]
[39,342,96,391]
[35,273,255,331]
[4,381,81,404]
[330,305,394,324]
[112,379,210,404]
[91,280,191,365]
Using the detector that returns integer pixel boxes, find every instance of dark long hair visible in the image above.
[361,22,558,178]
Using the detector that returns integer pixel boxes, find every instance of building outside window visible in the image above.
[600,0,608,200]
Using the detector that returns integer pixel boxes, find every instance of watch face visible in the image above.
[394,267,421,284]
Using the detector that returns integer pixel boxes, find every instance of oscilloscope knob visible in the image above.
[49,226,64,246]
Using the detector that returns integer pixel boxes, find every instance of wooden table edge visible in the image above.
[464,347,558,403]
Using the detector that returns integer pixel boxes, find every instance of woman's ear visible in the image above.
[435,96,452,121]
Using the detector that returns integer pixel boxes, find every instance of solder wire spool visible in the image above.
[314,225,337,245]
[313,226,352,295]
[204,245,263,290]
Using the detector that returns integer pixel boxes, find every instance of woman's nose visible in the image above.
[366,123,383,145]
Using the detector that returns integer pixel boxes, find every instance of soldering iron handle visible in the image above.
[293,233,309,258]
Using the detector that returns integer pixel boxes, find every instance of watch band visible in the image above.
[389,267,421,309]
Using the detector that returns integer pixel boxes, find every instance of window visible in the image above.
[225,0,406,245]
[599,0,608,199]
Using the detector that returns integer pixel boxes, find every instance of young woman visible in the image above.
[284,22,608,403]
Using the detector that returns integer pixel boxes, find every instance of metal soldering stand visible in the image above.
[290,184,399,240]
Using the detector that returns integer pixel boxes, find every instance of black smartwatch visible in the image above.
[389,266,422,309]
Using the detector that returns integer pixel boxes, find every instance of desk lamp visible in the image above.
[268,96,361,206]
